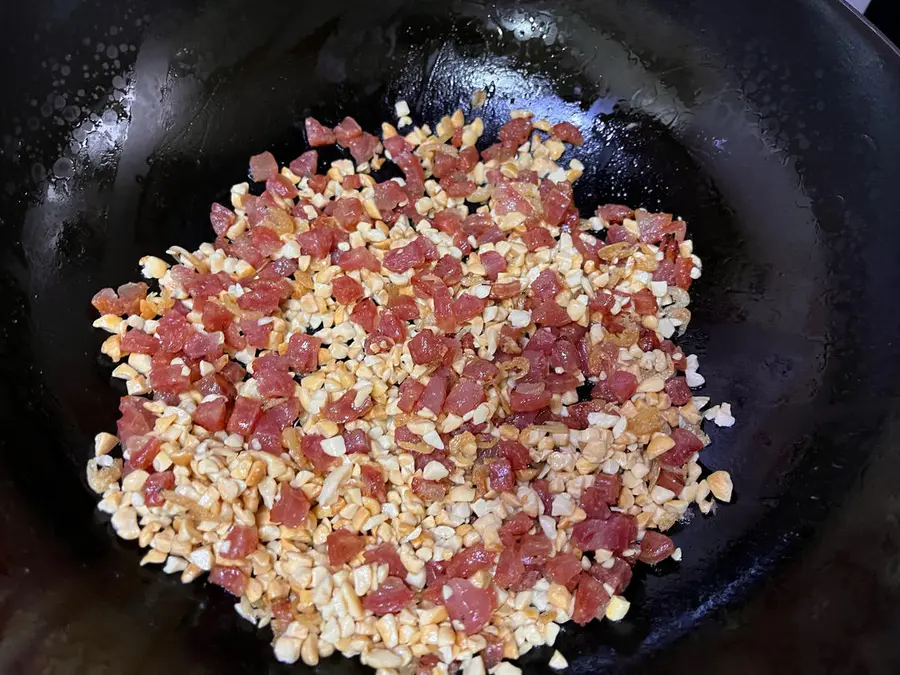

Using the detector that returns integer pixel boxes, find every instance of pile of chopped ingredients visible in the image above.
[87,97,735,675]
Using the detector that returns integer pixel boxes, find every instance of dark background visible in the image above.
[867,0,900,47]
[2,1,900,674]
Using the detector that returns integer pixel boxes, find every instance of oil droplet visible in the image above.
[858,132,877,155]
[53,157,75,179]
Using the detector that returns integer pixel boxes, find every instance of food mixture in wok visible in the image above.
[87,98,735,674]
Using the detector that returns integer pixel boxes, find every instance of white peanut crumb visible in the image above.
[94,432,118,456]
[706,402,735,427]
[605,596,631,622]
[423,461,450,480]
[321,435,347,457]
[707,471,733,502]
[395,100,411,118]
[274,636,302,664]
[139,255,169,279]
[548,650,568,670]
[508,309,532,328]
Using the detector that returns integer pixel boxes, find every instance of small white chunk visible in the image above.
[423,461,450,481]
[712,402,735,427]
[395,100,411,117]
[548,650,569,670]
[605,595,631,621]
[685,369,706,387]
[422,430,445,450]
[320,435,347,457]
[508,310,532,328]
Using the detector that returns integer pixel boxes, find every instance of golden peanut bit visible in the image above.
[88,97,735,675]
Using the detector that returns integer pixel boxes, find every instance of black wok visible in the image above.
[2,0,900,673]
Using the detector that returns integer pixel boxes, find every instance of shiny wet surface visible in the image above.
[2,0,900,673]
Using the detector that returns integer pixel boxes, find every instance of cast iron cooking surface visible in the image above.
[2,0,900,673]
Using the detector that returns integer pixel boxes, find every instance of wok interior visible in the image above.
[1,0,899,673]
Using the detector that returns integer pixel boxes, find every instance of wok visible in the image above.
[2,0,900,673]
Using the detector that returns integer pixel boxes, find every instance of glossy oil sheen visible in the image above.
[1,0,900,673]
